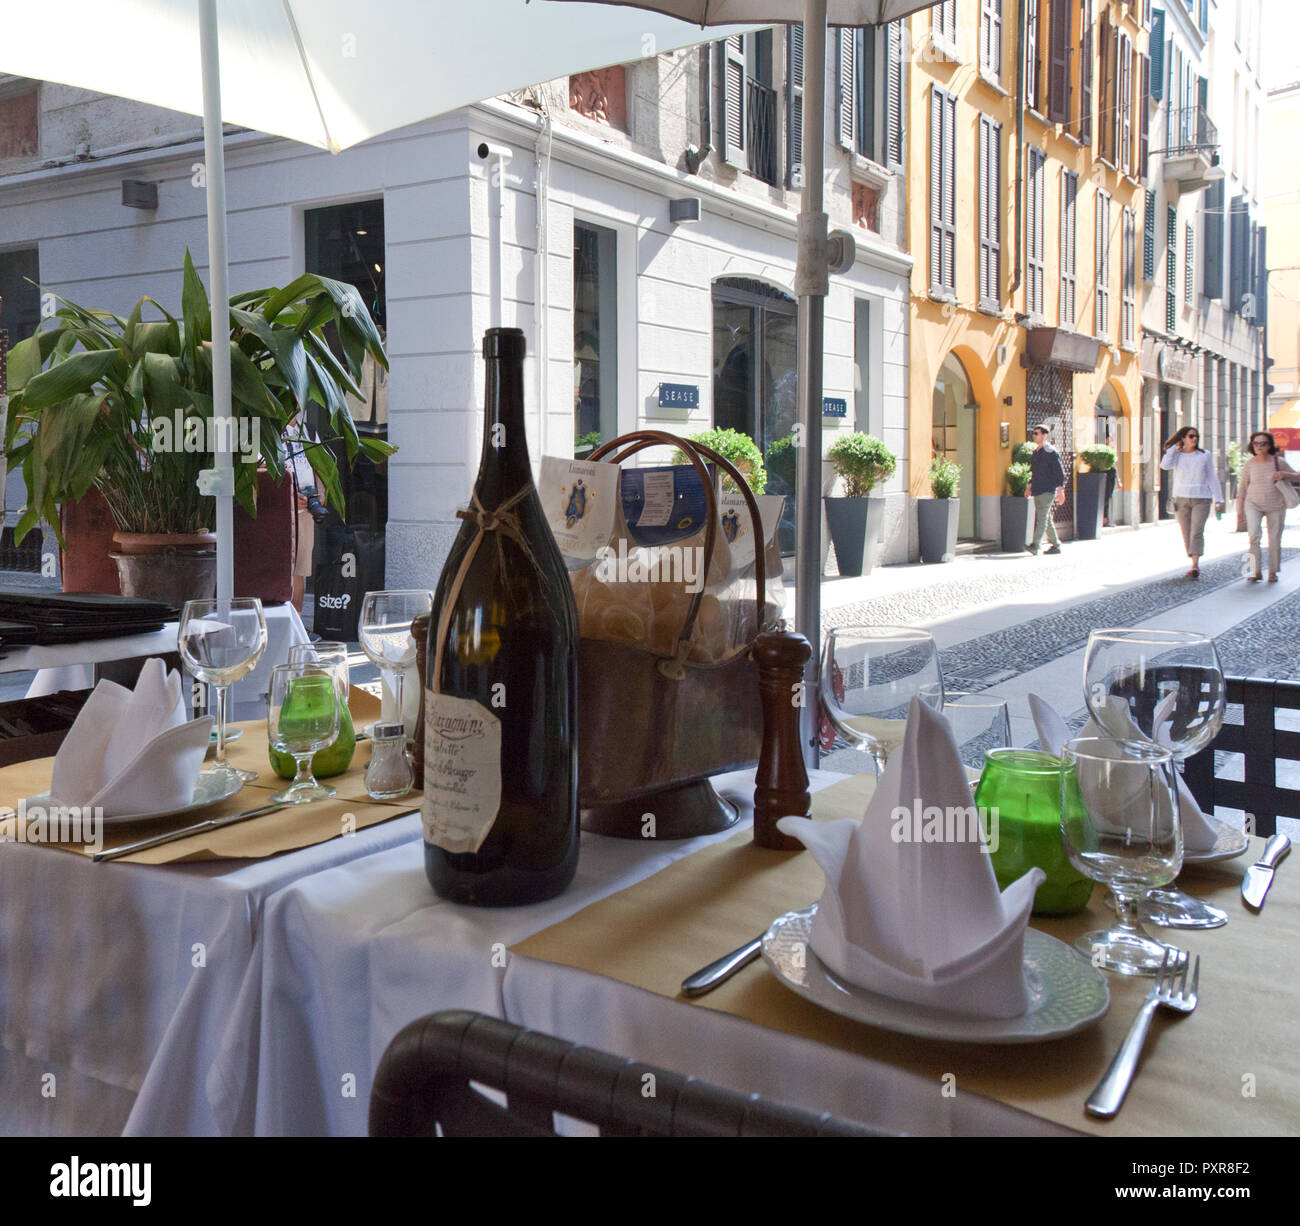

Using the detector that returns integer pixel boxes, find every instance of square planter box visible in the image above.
[824,496,887,577]
[917,497,959,564]
[1000,495,1034,552]
[1074,471,1108,540]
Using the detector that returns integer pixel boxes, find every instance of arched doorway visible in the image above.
[1094,383,1127,526]
[931,352,978,539]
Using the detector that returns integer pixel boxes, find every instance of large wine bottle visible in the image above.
[423,327,579,906]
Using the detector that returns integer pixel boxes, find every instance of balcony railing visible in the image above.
[1165,105,1218,159]
[746,78,778,187]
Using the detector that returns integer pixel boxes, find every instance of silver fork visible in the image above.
[1086,950,1200,1119]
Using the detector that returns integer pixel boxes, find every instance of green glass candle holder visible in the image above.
[974,747,1092,916]
[269,682,356,780]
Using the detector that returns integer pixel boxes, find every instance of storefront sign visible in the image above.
[658,382,699,408]
[1157,346,1194,388]
[822,397,848,418]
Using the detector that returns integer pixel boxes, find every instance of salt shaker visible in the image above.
[366,722,414,800]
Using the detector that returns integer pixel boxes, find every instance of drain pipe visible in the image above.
[477,141,513,330]
[1010,0,1026,299]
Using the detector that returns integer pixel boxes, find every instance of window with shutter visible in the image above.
[1143,189,1156,282]
[1079,0,1094,145]
[979,114,1003,309]
[786,25,804,188]
[1230,196,1249,314]
[1118,34,1132,174]
[1111,26,1125,167]
[1027,146,1046,316]
[1060,170,1078,326]
[1098,14,1113,161]
[1048,0,1072,123]
[1203,179,1224,300]
[934,0,958,46]
[981,0,1003,80]
[1253,226,1267,328]
[1095,191,1111,338]
[1026,0,1040,111]
[1167,205,1178,332]
[930,87,958,294]
[720,36,748,168]
[836,28,856,151]
[1150,8,1164,100]
[1122,206,1136,346]
[1138,53,1150,181]
[1185,222,1195,306]
[885,22,905,167]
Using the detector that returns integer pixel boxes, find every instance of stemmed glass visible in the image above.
[359,590,433,736]
[941,691,1012,772]
[178,597,268,782]
[1083,628,1227,928]
[288,641,350,707]
[820,626,944,774]
[267,665,339,804]
[1060,737,1185,976]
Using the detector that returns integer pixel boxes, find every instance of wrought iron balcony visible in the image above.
[1161,105,1221,192]
[746,78,778,187]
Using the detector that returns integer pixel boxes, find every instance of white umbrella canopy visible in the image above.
[564,1,934,21]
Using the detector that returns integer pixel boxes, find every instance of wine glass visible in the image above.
[1060,737,1185,976]
[941,691,1012,773]
[820,626,944,774]
[267,665,339,804]
[359,590,433,736]
[178,597,268,782]
[288,641,350,706]
[1083,628,1227,929]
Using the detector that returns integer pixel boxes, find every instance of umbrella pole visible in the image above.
[794,0,828,767]
[199,0,234,609]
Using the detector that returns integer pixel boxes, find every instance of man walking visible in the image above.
[1027,425,1066,556]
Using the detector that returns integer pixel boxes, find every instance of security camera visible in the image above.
[476,141,513,163]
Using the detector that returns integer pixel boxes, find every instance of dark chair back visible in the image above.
[370,1010,882,1138]
[1182,677,1300,838]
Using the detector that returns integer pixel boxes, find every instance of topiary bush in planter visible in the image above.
[823,433,897,577]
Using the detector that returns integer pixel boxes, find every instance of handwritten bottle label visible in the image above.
[422,692,503,854]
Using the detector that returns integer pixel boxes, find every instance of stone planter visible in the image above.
[917,497,959,564]
[1000,495,1034,552]
[824,496,887,577]
[1074,471,1108,541]
[111,531,217,607]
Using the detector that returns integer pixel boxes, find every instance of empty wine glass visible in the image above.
[941,691,1012,773]
[1060,737,1184,976]
[359,590,432,736]
[820,626,944,774]
[178,597,268,782]
[288,641,350,706]
[267,665,339,804]
[1084,628,1226,929]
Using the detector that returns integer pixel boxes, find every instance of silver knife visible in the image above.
[1242,834,1291,910]
[93,800,290,863]
[681,935,763,997]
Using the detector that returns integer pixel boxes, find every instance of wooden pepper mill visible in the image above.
[410,612,430,788]
[751,628,812,850]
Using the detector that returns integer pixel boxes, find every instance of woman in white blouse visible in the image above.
[1160,426,1223,578]
[1236,430,1299,583]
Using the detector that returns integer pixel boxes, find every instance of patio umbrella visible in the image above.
[556,1,941,763]
[0,0,753,606]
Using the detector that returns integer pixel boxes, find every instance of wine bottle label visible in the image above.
[422,692,503,854]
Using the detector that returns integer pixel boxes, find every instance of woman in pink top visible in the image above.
[1236,431,1299,582]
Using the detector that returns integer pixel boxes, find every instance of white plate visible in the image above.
[208,726,244,745]
[761,907,1110,1045]
[24,771,244,829]
[1183,815,1251,864]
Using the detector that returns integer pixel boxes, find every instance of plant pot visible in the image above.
[1000,495,1034,552]
[1074,471,1108,541]
[917,498,959,564]
[111,532,217,606]
[824,496,886,577]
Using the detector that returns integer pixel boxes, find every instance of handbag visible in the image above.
[1276,457,1300,510]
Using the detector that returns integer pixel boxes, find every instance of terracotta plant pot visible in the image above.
[110,531,217,606]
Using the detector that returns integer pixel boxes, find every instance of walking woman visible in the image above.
[1236,430,1299,582]
[1160,426,1223,578]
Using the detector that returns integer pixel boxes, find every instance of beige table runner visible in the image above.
[513,773,1300,1136]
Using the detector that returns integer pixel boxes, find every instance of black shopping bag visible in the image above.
[312,525,386,641]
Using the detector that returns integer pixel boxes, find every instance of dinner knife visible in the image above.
[680,936,763,997]
[1241,834,1291,910]
[93,800,290,863]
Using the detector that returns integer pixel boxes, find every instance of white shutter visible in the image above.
[720,35,747,169]
[836,27,856,151]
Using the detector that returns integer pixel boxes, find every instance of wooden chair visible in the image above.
[1182,677,1300,839]
[369,1010,882,1138]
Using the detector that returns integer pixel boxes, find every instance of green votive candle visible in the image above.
[974,748,1092,916]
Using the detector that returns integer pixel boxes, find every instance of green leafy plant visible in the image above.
[1227,440,1246,478]
[764,432,797,491]
[1011,441,1036,465]
[827,432,898,499]
[574,430,602,458]
[1078,444,1117,472]
[4,250,394,545]
[674,427,766,494]
[1006,462,1033,497]
[929,455,961,499]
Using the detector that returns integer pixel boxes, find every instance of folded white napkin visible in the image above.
[49,658,213,817]
[1028,692,1219,853]
[778,698,1044,1019]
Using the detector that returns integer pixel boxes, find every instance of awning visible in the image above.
[1021,327,1103,373]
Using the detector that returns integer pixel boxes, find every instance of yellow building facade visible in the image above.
[905,0,1149,544]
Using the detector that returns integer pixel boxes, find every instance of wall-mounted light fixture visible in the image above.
[121,180,158,210]
[669,197,702,224]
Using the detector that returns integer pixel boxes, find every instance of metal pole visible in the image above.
[795,0,828,768]
[199,0,234,609]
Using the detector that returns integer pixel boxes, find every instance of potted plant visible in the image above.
[1075,444,1116,541]
[4,252,394,604]
[677,427,767,493]
[1001,459,1034,551]
[918,456,960,563]
[823,432,897,577]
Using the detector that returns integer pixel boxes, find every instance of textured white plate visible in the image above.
[1183,815,1250,864]
[761,907,1110,1044]
[24,770,244,829]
